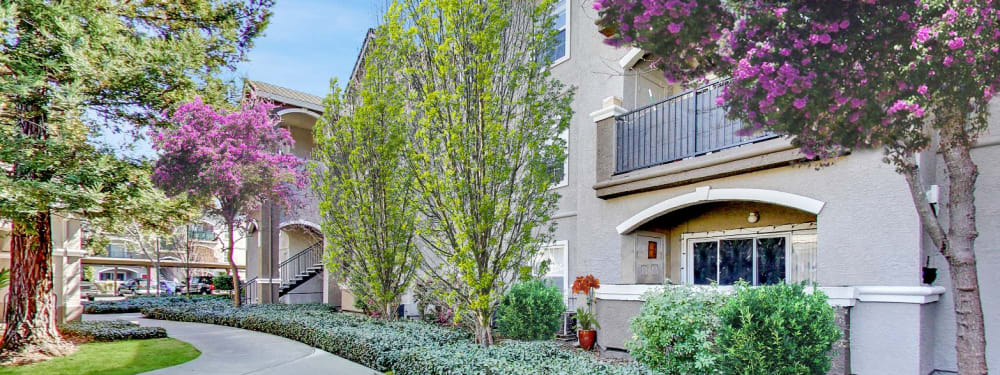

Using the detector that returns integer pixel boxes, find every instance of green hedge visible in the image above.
[83,295,223,314]
[495,280,565,341]
[60,320,167,342]
[716,283,842,375]
[628,284,841,375]
[141,299,648,374]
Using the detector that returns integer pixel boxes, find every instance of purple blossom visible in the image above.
[793,97,808,109]
[948,37,965,50]
[668,23,683,34]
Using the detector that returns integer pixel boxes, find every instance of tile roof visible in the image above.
[246,79,324,111]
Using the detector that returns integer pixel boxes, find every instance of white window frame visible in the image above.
[549,128,569,189]
[680,223,816,285]
[548,0,570,67]
[538,240,569,303]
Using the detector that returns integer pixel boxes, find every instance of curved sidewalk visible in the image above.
[84,313,380,375]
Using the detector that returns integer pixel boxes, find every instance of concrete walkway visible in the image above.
[84,313,380,375]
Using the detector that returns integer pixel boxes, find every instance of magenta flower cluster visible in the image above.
[150,97,307,217]
[595,0,1000,159]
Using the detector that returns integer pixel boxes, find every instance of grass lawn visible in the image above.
[0,338,199,375]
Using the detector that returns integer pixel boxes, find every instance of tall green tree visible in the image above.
[384,0,573,345]
[0,0,271,359]
[312,32,422,320]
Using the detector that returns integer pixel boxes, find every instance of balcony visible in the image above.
[593,80,802,199]
[614,80,776,175]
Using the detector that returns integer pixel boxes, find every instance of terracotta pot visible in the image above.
[578,329,596,350]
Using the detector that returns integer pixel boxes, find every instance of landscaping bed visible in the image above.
[60,320,166,342]
[83,295,224,314]
[132,299,649,374]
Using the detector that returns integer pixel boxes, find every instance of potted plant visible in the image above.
[572,274,601,350]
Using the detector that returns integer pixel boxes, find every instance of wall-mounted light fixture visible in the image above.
[747,211,760,224]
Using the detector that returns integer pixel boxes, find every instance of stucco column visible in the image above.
[322,268,341,308]
[256,201,280,304]
[590,96,628,185]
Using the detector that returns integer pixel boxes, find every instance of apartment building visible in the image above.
[546,1,999,374]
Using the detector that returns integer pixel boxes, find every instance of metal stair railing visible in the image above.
[239,276,258,305]
[278,241,324,292]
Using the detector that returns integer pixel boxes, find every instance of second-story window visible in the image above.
[547,127,569,189]
[547,0,568,63]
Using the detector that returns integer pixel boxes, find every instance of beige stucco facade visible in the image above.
[543,1,998,373]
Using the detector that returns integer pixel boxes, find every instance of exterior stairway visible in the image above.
[278,241,324,297]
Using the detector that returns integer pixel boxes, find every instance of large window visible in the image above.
[546,0,568,64]
[683,225,816,286]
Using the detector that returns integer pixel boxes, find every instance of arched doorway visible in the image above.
[617,187,824,286]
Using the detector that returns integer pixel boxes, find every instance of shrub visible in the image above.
[715,283,841,375]
[495,280,565,340]
[212,274,233,290]
[60,320,167,342]
[84,295,222,314]
[140,299,648,374]
[627,286,729,375]
[392,341,650,375]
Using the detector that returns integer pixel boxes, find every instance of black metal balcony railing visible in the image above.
[614,79,778,174]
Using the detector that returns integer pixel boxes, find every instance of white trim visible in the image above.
[618,47,644,69]
[276,108,320,119]
[616,186,826,234]
[547,0,570,67]
[594,284,946,306]
[551,211,577,220]
[254,278,282,284]
[589,105,628,122]
[539,240,569,304]
[279,220,323,234]
[680,223,817,240]
[547,120,569,190]
[595,284,664,301]
[855,286,947,304]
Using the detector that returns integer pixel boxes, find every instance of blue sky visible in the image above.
[236,0,381,97]
[100,1,379,157]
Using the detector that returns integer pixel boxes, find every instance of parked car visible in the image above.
[117,279,180,296]
[80,280,97,301]
[116,279,143,296]
[183,276,215,295]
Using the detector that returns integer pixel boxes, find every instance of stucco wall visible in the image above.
[278,272,323,304]
[545,0,630,291]
[575,150,922,288]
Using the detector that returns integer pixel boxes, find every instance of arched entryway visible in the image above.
[617,186,824,286]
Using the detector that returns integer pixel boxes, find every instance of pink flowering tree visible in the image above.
[151,98,306,306]
[596,1,999,373]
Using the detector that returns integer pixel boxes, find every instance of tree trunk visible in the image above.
[0,213,71,361]
[473,311,493,346]
[899,130,988,375]
[227,223,242,307]
[940,142,988,375]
